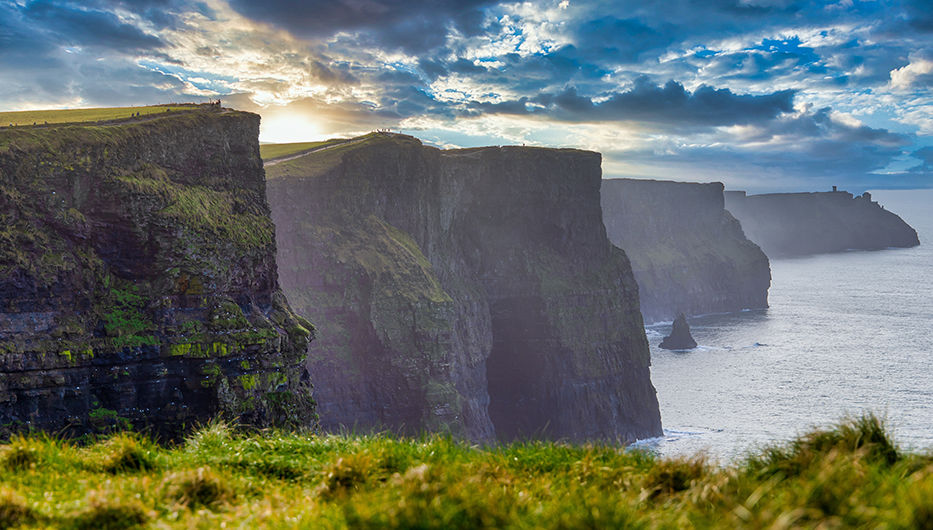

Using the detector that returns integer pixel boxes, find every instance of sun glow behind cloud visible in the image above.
[0,0,929,190]
[259,112,323,143]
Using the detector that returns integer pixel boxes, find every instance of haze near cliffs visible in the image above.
[601,178,771,323]
[725,190,920,258]
[267,133,662,443]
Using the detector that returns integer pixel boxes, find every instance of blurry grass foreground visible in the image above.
[0,413,930,528]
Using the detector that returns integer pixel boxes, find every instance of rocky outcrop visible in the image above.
[267,133,661,443]
[659,314,697,350]
[601,178,771,324]
[724,190,920,258]
[0,106,315,438]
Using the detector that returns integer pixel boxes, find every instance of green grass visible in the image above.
[264,132,406,178]
[259,140,339,161]
[0,414,930,528]
[0,105,200,127]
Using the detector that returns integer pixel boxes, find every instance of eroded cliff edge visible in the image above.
[267,133,661,443]
[0,107,315,437]
[725,190,920,258]
[601,178,771,324]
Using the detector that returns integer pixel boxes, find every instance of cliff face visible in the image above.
[725,190,920,258]
[601,178,771,324]
[0,107,315,437]
[267,133,661,443]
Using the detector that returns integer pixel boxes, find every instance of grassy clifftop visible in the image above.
[0,415,929,528]
[0,104,203,127]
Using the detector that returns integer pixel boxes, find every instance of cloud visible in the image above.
[20,0,166,51]
[598,109,915,191]
[0,0,929,191]
[890,55,933,89]
[908,147,933,178]
[468,78,795,128]
[226,0,498,52]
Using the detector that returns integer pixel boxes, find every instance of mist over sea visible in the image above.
[642,189,933,461]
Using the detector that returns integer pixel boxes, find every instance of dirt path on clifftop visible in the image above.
[263,136,370,167]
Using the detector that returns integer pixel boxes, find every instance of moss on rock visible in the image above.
[0,105,316,438]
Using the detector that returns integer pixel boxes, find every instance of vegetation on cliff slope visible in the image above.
[0,105,316,436]
[0,105,201,127]
[0,415,928,528]
[259,139,347,161]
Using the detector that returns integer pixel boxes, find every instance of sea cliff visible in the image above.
[267,133,661,443]
[725,190,920,257]
[601,178,771,324]
[0,106,315,437]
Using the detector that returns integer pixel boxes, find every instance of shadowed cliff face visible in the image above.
[601,178,771,324]
[724,190,921,258]
[0,107,315,438]
[267,133,661,443]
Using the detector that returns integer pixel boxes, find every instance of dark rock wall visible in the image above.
[0,107,315,438]
[601,178,771,324]
[724,190,920,258]
[267,134,661,443]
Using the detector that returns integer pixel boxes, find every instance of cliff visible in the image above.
[0,106,315,437]
[601,178,771,324]
[724,190,921,257]
[266,133,661,443]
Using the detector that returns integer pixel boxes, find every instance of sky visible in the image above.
[0,0,930,192]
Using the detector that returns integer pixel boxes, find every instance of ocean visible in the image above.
[640,189,933,462]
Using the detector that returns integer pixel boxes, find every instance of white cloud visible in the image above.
[889,56,933,90]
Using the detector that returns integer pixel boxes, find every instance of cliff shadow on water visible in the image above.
[0,106,315,439]
[601,178,771,324]
[266,133,662,444]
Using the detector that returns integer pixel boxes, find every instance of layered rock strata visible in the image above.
[601,178,771,324]
[267,133,662,443]
[0,106,315,438]
[724,190,920,257]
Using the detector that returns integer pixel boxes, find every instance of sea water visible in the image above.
[642,189,933,462]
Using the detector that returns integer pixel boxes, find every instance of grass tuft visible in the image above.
[0,487,37,528]
[182,418,235,456]
[0,414,928,527]
[163,467,235,510]
[318,453,376,498]
[0,436,42,471]
[748,413,899,478]
[642,456,708,498]
[94,433,157,474]
[70,491,148,530]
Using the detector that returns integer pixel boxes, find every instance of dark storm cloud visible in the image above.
[598,103,922,190]
[559,0,927,89]
[1,0,929,191]
[0,3,62,70]
[903,0,933,33]
[468,78,795,128]
[737,107,907,147]
[72,63,189,105]
[911,147,933,171]
[21,0,166,51]
[226,0,498,52]
[573,16,677,63]
[0,0,201,107]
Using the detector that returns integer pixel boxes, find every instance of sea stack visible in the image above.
[660,314,697,350]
